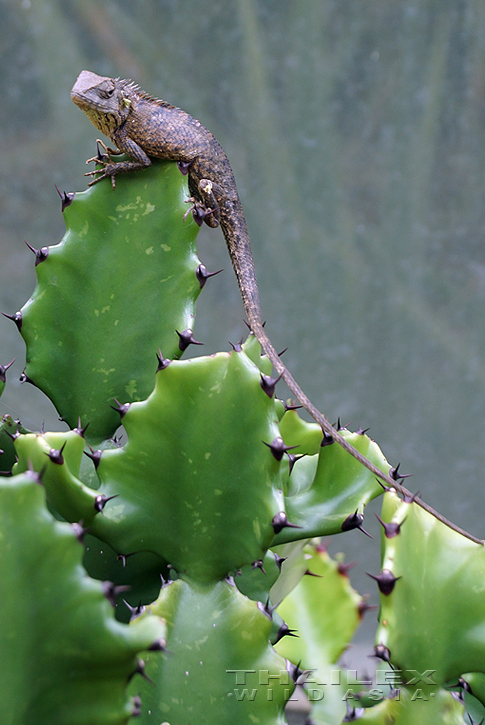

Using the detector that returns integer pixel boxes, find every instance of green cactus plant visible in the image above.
[2,148,484,725]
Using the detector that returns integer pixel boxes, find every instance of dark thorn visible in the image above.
[389,463,412,481]
[229,338,243,353]
[148,637,167,652]
[84,446,102,469]
[273,622,298,644]
[366,569,401,595]
[128,659,154,685]
[403,490,420,504]
[337,561,357,577]
[357,596,378,619]
[320,430,334,447]
[274,553,287,570]
[102,581,131,607]
[287,660,313,686]
[131,694,142,718]
[304,569,323,578]
[71,521,90,542]
[123,599,146,621]
[74,417,89,437]
[0,357,15,383]
[371,644,393,667]
[46,442,67,465]
[282,400,303,412]
[375,513,405,538]
[176,328,203,351]
[195,263,223,289]
[24,240,49,265]
[2,310,22,330]
[278,347,288,357]
[287,452,306,475]
[94,493,119,513]
[111,398,130,418]
[110,434,123,448]
[271,511,301,534]
[260,372,283,398]
[177,159,193,175]
[343,699,365,722]
[341,511,372,538]
[376,477,393,493]
[19,371,35,386]
[117,552,135,567]
[258,599,275,618]
[156,349,171,371]
[356,424,370,435]
[334,417,349,431]
[251,559,266,574]
[54,184,75,211]
[263,436,299,462]
[6,425,20,441]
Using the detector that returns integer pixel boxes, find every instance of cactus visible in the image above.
[2,151,484,725]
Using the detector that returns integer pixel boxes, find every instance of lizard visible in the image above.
[70,71,481,543]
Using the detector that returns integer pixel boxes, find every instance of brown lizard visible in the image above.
[70,70,481,543]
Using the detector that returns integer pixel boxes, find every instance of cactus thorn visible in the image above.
[84,446,102,468]
[123,599,146,620]
[110,434,123,447]
[287,452,306,474]
[334,417,350,431]
[229,338,243,353]
[337,561,357,577]
[271,511,301,534]
[102,581,131,607]
[6,424,20,441]
[54,183,75,211]
[403,489,420,504]
[260,372,283,398]
[304,568,323,578]
[46,442,67,465]
[111,399,130,418]
[176,328,203,351]
[128,659,154,685]
[320,430,334,447]
[389,463,412,481]
[274,553,287,570]
[94,493,119,513]
[282,400,303,412]
[341,511,372,538]
[274,622,298,644]
[375,513,405,538]
[117,552,135,567]
[366,568,401,595]
[343,699,365,722]
[177,159,193,175]
[371,643,393,666]
[357,596,378,619]
[2,310,22,330]
[74,417,90,437]
[376,477,393,493]
[26,461,44,485]
[287,660,313,686]
[19,371,35,386]
[131,694,142,717]
[71,521,90,542]
[0,357,15,383]
[148,638,168,652]
[195,263,223,288]
[156,349,171,371]
[356,424,370,435]
[251,559,266,574]
[263,436,299,462]
[24,240,49,265]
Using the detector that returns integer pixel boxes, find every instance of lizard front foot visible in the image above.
[85,139,121,188]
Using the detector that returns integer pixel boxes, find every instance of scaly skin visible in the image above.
[70,71,482,543]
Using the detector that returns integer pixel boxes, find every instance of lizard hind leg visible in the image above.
[196,178,221,228]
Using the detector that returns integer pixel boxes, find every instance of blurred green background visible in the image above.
[1,0,485,669]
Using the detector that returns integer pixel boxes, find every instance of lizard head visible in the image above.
[71,71,131,136]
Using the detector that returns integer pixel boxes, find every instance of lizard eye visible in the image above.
[99,88,115,99]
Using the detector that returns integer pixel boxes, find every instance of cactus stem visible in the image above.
[375,513,405,538]
[94,493,119,513]
[271,511,301,534]
[2,310,22,330]
[24,240,49,265]
[84,446,102,469]
[341,511,372,538]
[46,442,67,465]
[260,372,283,398]
[54,184,75,211]
[263,436,299,462]
[195,263,223,288]
[366,569,401,595]
[251,559,266,574]
[176,328,203,351]
[111,399,130,418]
[156,349,171,371]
